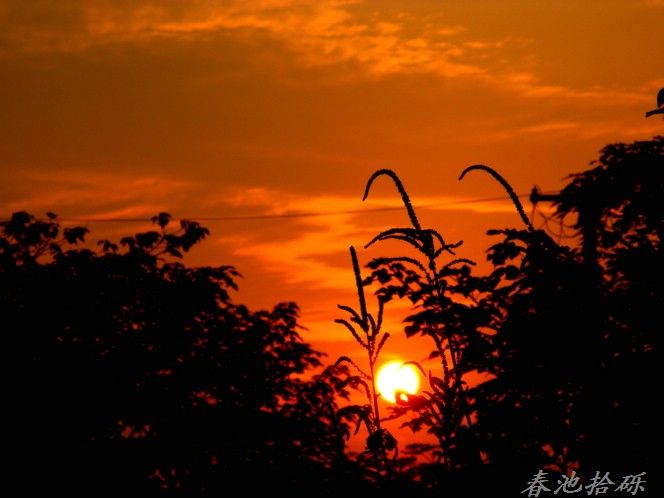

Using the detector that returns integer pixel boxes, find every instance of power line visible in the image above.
[7,191,558,224]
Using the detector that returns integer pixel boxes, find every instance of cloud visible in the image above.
[0,1,488,79]
[202,186,531,296]
[3,168,196,219]
[212,190,373,290]
[498,72,653,104]
[1,0,654,105]
[521,121,580,135]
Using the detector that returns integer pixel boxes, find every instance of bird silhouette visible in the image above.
[645,87,664,117]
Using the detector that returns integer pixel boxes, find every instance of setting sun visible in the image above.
[376,361,421,403]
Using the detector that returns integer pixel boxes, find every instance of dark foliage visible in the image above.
[2,136,660,496]
[1,212,358,496]
[358,137,661,492]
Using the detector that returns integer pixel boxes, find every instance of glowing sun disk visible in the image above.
[376,361,420,403]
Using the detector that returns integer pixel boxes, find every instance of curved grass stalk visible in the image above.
[363,169,422,230]
[459,164,534,232]
[362,170,476,437]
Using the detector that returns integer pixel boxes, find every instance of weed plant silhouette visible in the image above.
[358,165,582,478]
[354,138,660,489]
[360,169,482,471]
[334,246,397,481]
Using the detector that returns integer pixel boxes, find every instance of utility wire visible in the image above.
[9,191,559,224]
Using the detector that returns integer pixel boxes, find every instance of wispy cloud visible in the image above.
[203,186,529,294]
[3,169,195,218]
[499,72,652,104]
[0,0,485,79]
[0,0,655,105]
[478,117,663,144]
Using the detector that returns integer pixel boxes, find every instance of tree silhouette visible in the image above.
[1,212,356,496]
[553,136,661,474]
[2,135,660,496]
[357,137,661,491]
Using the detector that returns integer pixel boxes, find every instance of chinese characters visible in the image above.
[522,471,646,496]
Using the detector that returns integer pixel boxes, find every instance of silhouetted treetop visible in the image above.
[357,137,659,489]
[1,212,355,496]
[556,136,663,261]
[2,135,660,496]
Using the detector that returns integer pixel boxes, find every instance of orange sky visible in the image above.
[1,1,663,438]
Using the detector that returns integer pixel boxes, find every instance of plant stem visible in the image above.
[368,344,393,479]
[428,256,475,432]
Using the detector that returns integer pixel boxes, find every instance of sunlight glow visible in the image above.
[376,361,420,403]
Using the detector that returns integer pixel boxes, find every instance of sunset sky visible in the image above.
[2,0,663,404]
